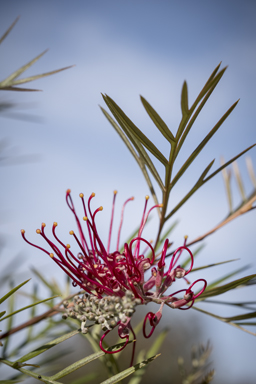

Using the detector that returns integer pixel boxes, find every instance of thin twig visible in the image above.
[164,194,256,259]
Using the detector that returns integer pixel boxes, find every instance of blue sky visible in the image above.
[1,1,256,382]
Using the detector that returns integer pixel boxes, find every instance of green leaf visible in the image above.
[235,322,256,326]
[99,354,160,384]
[175,67,227,156]
[0,311,6,318]
[8,65,74,86]
[203,266,250,292]
[103,94,168,166]
[50,341,133,380]
[140,96,175,143]
[175,64,225,141]
[0,16,19,45]
[16,329,80,363]
[181,81,189,116]
[192,306,256,336]
[0,86,41,92]
[100,106,163,195]
[0,360,62,384]
[0,295,59,322]
[0,381,22,384]
[0,50,48,87]
[0,279,30,305]
[203,299,256,310]
[127,330,168,384]
[204,144,256,184]
[146,329,168,358]
[166,159,215,220]
[171,99,239,188]
[200,274,256,299]
[191,258,239,273]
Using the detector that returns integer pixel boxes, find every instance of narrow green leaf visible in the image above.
[0,311,6,318]
[206,147,256,187]
[0,295,59,322]
[50,341,133,380]
[140,96,176,142]
[181,81,189,116]
[235,322,256,326]
[166,159,215,220]
[0,279,30,305]
[127,330,168,384]
[103,94,168,165]
[204,266,250,292]
[0,50,48,87]
[202,300,256,310]
[146,329,168,358]
[2,283,15,356]
[199,159,215,182]
[191,66,227,114]
[0,86,41,91]
[9,65,74,86]
[175,65,226,142]
[192,306,256,336]
[0,16,19,45]
[101,106,164,191]
[99,354,160,384]
[172,100,239,188]
[219,311,256,322]
[0,360,62,384]
[204,62,222,87]
[200,274,256,299]
[16,329,80,363]
[191,258,239,272]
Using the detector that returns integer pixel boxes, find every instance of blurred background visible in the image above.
[0,1,256,383]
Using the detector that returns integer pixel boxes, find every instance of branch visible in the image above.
[0,292,80,340]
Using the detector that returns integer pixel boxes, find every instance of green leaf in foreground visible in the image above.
[0,279,31,305]
[0,295,59,322]
[200,274,256,299]
[16,329,80,363]
[99,354,161,384]
[49,341,134,380]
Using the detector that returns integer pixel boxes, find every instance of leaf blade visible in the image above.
[140,96,175,142]
[103,94,168,165]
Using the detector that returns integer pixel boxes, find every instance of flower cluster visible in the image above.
[21,190,206,363]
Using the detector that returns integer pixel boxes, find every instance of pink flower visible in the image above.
[21,190,206,364]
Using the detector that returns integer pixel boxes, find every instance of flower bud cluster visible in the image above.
[62,290,141,334]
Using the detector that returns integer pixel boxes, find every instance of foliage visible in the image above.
[0,17,255,384]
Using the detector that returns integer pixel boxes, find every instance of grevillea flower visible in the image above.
[21,190,207,365]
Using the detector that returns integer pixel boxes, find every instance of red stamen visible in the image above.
[116,196,134,251]
[107,190,117,254]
